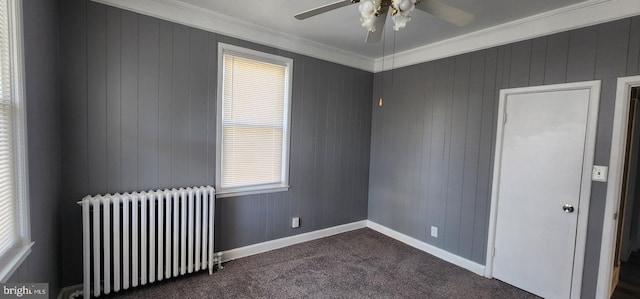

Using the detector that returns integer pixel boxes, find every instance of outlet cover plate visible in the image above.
[292,217,300,228]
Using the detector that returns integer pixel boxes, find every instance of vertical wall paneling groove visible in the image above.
[368,16,640,298]
[419,62,434,241]
[508,41,531,87]
[437,59,455,248]
[443,54,470,254]
[543,32,570,85]
[158,20,173,188]
[344,68,356,225]
[460,51,485,259]
[424,62,440,244]
[627,17,640,76]
[138,15,160,190]
[528,37,547,86]
[312,61,327,231]
[187,29,209,187]
[367,74,379,222]
[60,0,89,284]
[170,25,190,188]
[256,194,264,243]
[361,71,373,220]
[341,68,353,225]
[60,1,373,286]
[473,48,498,264]
[413,64,427,237]
[322,65,336,229]
[299,57,316,233]
[106,7,122,192]
[566,28,597,82]
[121,10,139,192]
[498,46,510,89]
[87,3,107,194]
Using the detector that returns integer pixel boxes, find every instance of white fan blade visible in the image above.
[415,0,475,27]
[366,10,388,43]
[295,0,358,20]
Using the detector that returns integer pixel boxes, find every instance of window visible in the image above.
[0,0,31,282]
[216,43,292,197]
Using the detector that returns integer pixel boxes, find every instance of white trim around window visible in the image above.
[215,43,292,198]
[0,0,32,283]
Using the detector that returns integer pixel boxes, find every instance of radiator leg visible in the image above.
[208,252,223,275]
[217,252,223,270]
[81,200,90,299]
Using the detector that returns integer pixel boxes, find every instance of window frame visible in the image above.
[215,43,293,198]
[0,0,32,282]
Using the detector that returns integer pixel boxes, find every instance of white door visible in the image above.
[489,82,600,299]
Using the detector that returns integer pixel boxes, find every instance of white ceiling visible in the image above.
[175,0,587,58]
[94,0,640,72]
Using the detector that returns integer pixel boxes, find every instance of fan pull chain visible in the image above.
[379,27,386,107]
[391,29,396,87]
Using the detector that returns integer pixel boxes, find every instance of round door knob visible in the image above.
[563,204,574,213]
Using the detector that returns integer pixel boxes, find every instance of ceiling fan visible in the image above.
[295,0,475,43]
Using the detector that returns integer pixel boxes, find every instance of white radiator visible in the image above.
[78,186,221,297]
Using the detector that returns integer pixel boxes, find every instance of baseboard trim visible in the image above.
[220,220,368,263]
[366,220,486,276]
[60,219,485,297]
[221,220,486,276]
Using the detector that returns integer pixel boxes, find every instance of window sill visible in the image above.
[216,185,290,198]
[0,241,34,282]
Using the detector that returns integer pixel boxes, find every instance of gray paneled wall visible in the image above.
[368,17,640,298]
[58,0,372,286]
[8,0,62,295]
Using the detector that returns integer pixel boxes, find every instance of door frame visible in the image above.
[484,81,601,299]
[596,75,640,299]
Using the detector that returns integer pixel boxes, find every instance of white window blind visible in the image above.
[0,0,15,259]
[0,0,31,282]
[216,44,292,197]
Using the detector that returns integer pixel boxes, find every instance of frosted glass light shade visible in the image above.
[359,0,379,32]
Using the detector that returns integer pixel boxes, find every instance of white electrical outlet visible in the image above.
[292,217,300,228]
[430,226,438,238]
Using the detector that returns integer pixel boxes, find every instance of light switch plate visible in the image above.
[592,165,608,182]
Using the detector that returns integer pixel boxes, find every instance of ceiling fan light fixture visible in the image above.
[391,13,411,31]
[360,0,418,32]
[359,0,379,32]
[395,0,415,12]
[391,0,415,30]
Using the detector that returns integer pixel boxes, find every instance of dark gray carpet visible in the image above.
[105,228,538,298]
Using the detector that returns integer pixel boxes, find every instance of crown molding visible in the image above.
[93,0,640,74]
[374,0,640,72]
[91,0,376,72]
